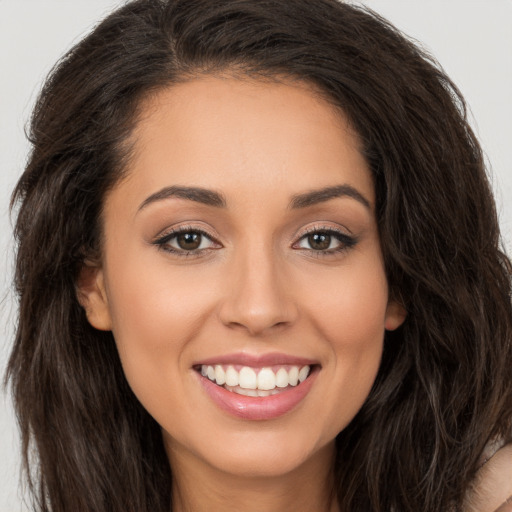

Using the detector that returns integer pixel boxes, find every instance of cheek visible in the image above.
[323,260,388,376]
[106,248,219,340]
[302,252,389,348]
[103,252,220,404]
[298,254,388,431]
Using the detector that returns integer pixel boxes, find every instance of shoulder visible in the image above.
[463,440,512,512]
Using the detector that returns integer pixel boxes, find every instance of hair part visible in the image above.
[7,1,512,511]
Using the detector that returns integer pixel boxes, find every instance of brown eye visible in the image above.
[294,228,357,254]
[307,232,331,251]
[154,228,219,254]
[176,232,202,250]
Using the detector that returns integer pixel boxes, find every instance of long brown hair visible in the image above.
[6,1,512,510]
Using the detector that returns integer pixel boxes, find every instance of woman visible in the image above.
[6,0,512,510]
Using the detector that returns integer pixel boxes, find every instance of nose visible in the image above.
[218,243,298,336]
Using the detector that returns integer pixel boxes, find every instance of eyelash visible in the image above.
[152,225,357,257]
[152,225,220,257]
[293,226,357,257]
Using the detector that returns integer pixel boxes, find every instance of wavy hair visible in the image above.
[6,1,512,510]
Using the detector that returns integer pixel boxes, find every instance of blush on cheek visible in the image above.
[314,290,388,350]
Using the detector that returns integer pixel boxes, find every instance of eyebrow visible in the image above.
[289,184,371,210]
[138,186,227,211]
[138,183,370,212]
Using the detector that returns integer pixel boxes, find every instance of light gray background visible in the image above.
[1,1,511,510]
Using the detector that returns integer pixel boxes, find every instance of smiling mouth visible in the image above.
[194,364,314,397]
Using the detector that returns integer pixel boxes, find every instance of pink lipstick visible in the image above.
[194,352,319,420]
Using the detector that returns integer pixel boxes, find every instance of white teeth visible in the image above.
[298,366,309,383]
[200,364,312,392]
[239,367,257,389]
[214,365,225,385]
[235,387,258,397]
[275,368,289,388]
[225,366,239,387]
[225,386,282,397]
[257,367,276,390]
[288,366,299,386]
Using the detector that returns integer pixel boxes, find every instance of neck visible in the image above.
[167,441,339,512]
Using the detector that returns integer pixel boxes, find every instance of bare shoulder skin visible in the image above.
[464,442,512,512]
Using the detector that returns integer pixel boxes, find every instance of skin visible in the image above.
[79,76,406,512]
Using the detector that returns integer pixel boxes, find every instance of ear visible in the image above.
[384,300,407,331]
[76,263,112,331]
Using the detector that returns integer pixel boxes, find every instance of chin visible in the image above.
[171,424,335,480]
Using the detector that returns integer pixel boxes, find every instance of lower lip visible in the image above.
[197,368,318,420]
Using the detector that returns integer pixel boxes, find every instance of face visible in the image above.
[80,76,405,479]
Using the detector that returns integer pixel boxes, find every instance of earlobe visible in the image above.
[76,263,112,331]
[384,300,407,331]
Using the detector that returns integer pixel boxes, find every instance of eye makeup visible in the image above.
[151,222,358,259]
[152,224,222,257]
[292,224,358,257]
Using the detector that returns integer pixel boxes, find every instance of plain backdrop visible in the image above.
[1,1,511,510]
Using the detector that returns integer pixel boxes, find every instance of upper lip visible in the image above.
[193,352,319,368]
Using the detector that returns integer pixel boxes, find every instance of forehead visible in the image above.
[113,76,374,212]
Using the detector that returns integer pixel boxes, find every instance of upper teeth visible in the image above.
[201,364,311,390]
